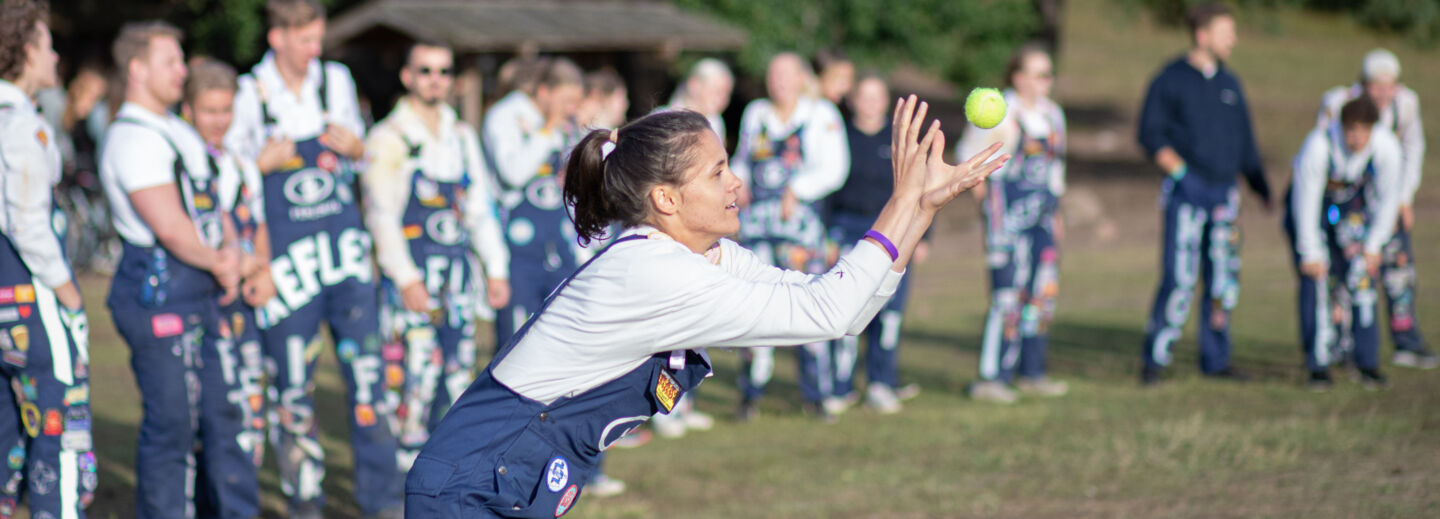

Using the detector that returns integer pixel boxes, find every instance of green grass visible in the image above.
[70,1,1440,517]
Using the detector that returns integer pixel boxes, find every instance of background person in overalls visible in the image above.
[225,1,402,516]
[824,73,928,415]
[1317,49,1433,370]
[403,98,1010,519]
[181,57,275,517]
[1285,97,1403,390]
[0,2,95,515]
[958,44,1069,404]
[363,41,510,471]
[481,57,585,350]
[1136,2,1272,385]
[730,52,850,421]
[100,21,257,518]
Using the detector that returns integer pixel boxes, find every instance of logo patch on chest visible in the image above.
[546,456,569,492]
[655,370,680,413]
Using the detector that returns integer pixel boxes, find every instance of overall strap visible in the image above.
[112,116,188,195]
[491,233,648,364]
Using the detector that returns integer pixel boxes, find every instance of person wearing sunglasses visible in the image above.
[225,1,403,517]
[363,40,511,471]
[956,42,1069,403]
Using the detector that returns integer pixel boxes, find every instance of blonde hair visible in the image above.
[184,57,237,104]
[267,0,324,29]
[112,20,182,82]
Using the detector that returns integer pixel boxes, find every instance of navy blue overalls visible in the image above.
[194,150,268,518]
[105,119,258,518]
[736,125,831,405]
[245,68,402,514]
[1140,158,1244,374]
[380,136,481,468]
[978,123,1063,383]
[1374,100,1427,354]
[494,134,578,350]
[1283,128,1384,373]
[404,235,712,518]
[0,103,94,518]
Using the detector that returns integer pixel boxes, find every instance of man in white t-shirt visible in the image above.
[100,21,253,518]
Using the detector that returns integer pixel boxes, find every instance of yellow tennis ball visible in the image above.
[965,87,1007,129]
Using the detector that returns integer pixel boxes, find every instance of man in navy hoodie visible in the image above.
[1137,2,1271,385]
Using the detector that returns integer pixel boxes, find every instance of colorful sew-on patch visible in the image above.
[0,287,12,304]
[19,403,38,437]
[64,385,88,406]
[555,484,578,517]
[15,285,35,303]
[151,314,184,338]
[354,404,376,427]
[43,409,62,436]
[193,193,214,210]
[35,129,46,147]
[317,151,339,172]
[545,456,569,492]
[5,447,22,469]
[655,371,680,413]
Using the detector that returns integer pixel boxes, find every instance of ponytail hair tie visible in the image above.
[601,129,619,160]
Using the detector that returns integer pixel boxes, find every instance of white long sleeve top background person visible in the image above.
[101,102,222,249]
[364,97,509,290]
[482,90,564,192]
[225,51,366,160]
[1290,123,1404,266]
[1318,84,1424,206]
[493,226,903,405]
[955,89,1067,197]
[0,79,71,289]
[729,96,850,202]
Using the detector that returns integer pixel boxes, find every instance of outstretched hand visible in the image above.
[890,95,1009,214]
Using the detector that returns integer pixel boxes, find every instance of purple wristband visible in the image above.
[864,230,899,261]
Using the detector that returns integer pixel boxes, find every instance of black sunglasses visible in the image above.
[417,66,453,77]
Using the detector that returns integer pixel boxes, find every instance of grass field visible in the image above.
[68,1,1440,517]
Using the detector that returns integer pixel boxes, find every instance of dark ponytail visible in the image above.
[564,110,714,245]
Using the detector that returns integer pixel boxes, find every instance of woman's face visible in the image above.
[1013,52,1053,101]
[674,132,742,243]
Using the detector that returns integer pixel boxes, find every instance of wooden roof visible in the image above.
[325,0,747,53]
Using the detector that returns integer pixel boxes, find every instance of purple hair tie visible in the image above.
[864,230,899,261]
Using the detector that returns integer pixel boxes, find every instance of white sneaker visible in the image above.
[969,381,1018,404]
[893,383,921,401]
[588,474,626,497]
[1393,350,1440,370]
[822,395,855,416]
[1017,377,1069,397]
[652,414,687,439]
[865,384,902,414]
[681,409,714,431]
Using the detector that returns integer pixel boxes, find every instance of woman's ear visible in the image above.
[650,184,679,217]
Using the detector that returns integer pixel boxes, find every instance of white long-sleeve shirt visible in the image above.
[482,90,564,191]
[101,102,220,248]
[1317,84,1424,205]
[364,97,509,289]
[1290,123,1404,265]
[956,90,1067,197]
[730,96,850,202]
[493,227,903,404]
[214,146,266,228]
[225,51,366,161]
[0,80,70,288]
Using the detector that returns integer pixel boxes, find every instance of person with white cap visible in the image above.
[1317,49,1433,370]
